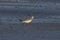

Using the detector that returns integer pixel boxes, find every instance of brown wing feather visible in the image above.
[23,17,32,21]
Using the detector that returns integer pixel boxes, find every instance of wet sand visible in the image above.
[0,23,60,40]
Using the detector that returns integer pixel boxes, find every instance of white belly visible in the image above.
[22,20,32,23]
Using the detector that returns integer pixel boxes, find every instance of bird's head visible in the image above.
[31,16,34,19]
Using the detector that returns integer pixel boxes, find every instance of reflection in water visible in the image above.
[23,23,32,36]
[23,23,32,28]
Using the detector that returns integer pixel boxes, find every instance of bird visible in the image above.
[19,16,34,24]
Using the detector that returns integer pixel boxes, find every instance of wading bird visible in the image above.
[19,16,34,24]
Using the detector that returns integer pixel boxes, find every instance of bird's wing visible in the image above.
[23,17,32,21]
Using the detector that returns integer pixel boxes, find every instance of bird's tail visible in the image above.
[19,19,22,21]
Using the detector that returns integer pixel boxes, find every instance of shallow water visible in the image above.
[0,23,60,40]
[0,1,60,40]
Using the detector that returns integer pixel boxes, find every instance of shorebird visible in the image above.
[19,16,34,24]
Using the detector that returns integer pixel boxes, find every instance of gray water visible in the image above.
[0,1,60,23]
[0,0,60,40]
[0,23,60,40]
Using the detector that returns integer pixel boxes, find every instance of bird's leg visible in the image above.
[23,23,27,26]
[23,23,31,28]
[23,23,25,25]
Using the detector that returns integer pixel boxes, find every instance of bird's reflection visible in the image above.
[22,23,32,35]
[23,23,32,28]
